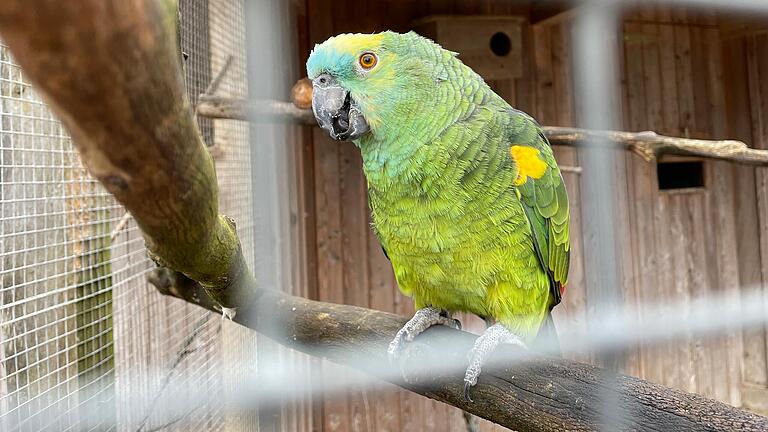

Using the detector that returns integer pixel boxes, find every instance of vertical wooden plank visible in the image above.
[723,35,768,391]
[657,24,680,135]
[547,19,590,366]
[703,27,744,407]
[641,24,663,132]
[754,36,768,413]
[674,24,696,137]
[653,191,680,391]
[612,21,641,378]
[689,26,711,137]
[747,34,768,395]
[674,192,700,396]
[706,159,745,406]
[514,20,535,115]
[623,21,663,385]
[533,23,556,125]
[550,23,574,127]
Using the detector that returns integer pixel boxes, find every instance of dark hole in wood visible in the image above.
[657,161,705,190]
[489,32,511,57]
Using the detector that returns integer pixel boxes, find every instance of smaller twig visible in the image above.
[197,96,316,125]
[135,315,213,432]
[203,55,233,96]
[193,54,234,119]
[143,406,196,432]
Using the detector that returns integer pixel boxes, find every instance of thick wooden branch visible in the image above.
[0,0,254,308]
[2,2,767,431]
[197,95,767,166]
[149,268,768,432]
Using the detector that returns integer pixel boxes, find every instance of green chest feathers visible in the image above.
[362,123,546,319]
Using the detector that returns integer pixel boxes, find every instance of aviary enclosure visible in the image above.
[0,0,767,431]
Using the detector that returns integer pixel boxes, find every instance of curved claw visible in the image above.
[463,380,474,403]
[462,323,528,404]
[387,307,459,364]
[387,330,407,364]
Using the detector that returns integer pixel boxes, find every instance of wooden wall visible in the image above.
[721,19,768,414]
[292,1,768,430]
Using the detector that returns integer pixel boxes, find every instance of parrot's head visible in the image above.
[306,31,450,143]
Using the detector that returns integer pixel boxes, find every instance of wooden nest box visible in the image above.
[413,15,525,80]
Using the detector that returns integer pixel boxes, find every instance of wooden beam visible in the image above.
[2,1,767,431]
[196,96,768,167]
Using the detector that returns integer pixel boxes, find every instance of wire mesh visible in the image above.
[0,38,119,431]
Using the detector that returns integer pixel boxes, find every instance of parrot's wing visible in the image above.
[507,109,570,308]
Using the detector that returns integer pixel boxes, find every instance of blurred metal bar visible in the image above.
[572,0,627,429]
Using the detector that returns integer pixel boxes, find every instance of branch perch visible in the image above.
[1,1,766,431]
[148,268,768,432]
[197,95,767,167]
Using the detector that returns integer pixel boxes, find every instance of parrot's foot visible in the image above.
[463,323,527,402]
[388,307,460,363]
[221,306,237,321]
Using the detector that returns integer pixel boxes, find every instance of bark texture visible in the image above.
[149,268,768,432]
[0,0,254,308]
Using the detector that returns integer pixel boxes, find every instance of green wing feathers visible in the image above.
[509,110,570,307]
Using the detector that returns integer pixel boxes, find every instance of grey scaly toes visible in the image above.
[388,307,460,363]
[463,323,527,402]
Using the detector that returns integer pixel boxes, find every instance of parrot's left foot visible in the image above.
[463,323,527,402]
[388,307,460,363]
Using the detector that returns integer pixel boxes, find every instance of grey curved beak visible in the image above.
[311,74,369,141]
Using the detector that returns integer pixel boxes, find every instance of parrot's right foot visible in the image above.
[388,307,460,363]
[463,323,527,402]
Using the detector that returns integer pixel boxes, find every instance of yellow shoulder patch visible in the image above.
[510,145,547,186]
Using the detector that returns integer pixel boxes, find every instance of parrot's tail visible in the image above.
[532,312,561,357]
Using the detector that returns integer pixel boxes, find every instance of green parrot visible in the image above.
[306,31,569,400]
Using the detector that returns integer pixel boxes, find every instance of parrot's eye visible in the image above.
[359,52,377,70]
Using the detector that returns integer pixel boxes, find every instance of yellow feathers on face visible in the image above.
[510,145,547,186]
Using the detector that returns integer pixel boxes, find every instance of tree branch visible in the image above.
[197,95,767,167]
[1,1,766,431]
[0,0,254,309]
[149,269,768,432]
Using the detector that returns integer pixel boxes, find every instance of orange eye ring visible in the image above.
[359,52,377,69]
